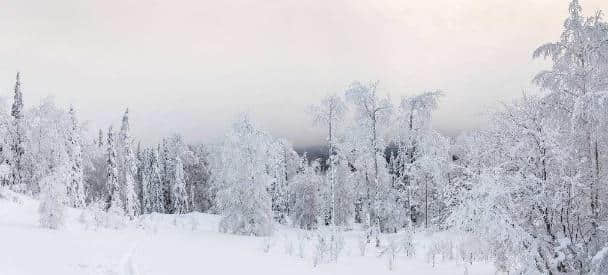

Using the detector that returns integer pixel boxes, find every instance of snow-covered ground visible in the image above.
[0,190,494,275]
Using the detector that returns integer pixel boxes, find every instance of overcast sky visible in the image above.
[0,0,606,146]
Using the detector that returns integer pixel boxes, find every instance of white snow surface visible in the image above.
[0,189,494,275]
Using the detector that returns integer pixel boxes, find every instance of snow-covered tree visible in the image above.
[105,126,123,216]
[9,72,27,190]
[26,97,72,197]
[213,114,275,236]
[184,144,213,212]
[267,138,298,224]
[38,163,68,230]
[310,93,346,226]
[145,148,165,213]
[330,155,356,227]
[392,91,448,228]
[0,95,12,186]
[118,109,139,219]
[344,81,392,243]
[170,156,188,214]
[289,157,323,230]
[528,0,608,271]
[65,106,85,208]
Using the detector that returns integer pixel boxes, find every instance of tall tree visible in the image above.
[105,126,123,215]
[310,93,346,226]
[65,106,85,208]
[267,138,298,224]
[149,148,165,213]
[533,0,608,265]
[344,81,392,244]
[170,157,188,214]
[118,109,139,219]
[213,114,275,236]
[9,72,26,189]
[394,91,445,228]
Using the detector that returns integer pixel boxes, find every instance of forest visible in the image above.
[1,1,608,274]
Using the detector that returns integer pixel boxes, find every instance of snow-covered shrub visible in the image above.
[284,235,294,256]
[446,173,538,272]
[296,231,308,258]
[328,229,344,262]
[38,166,68,230]
[78,208,89,226]
[438,239,455,261]
[457,235,490,264]
[189,215,199,231]
[90,201,108,229]
[358,231,368,256]
[401,229,416,257]
[426,245,438,267]
[119,246,141,275]
[425,239,455,267]
[78,200,112,230]
[377,231,415,271]
[262,236,275,253]
[106,203,127,229]
[379,236,401,270]
[312,231,328,267]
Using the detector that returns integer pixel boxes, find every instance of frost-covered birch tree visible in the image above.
[393,91,446,228]
[344,81,392,244]
[310,93,346,226]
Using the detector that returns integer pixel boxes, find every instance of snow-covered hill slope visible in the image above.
[0,189,494,275]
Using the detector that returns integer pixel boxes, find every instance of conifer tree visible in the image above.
[65,106,85,208]
[105,126,123,215]
[9,72,26,189]
[148,148,165,213]
[171,157,188,214]
[118,109,139,218]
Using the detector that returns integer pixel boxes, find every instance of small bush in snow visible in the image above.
[328,229,345,262]
[311,228,345,266]
[282,234,294,256]
[262,236,275,253]
[377,230,415,271]
[312,231,328,267]
[426,241,442,267]
[38,168,68,230]
[401,231,416,258]
[358,231,368,256]
[378,236,401,270]
[457,235,490,264]
[439,239,455,261]
[296,231,307,258]
[91,201,108,229]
